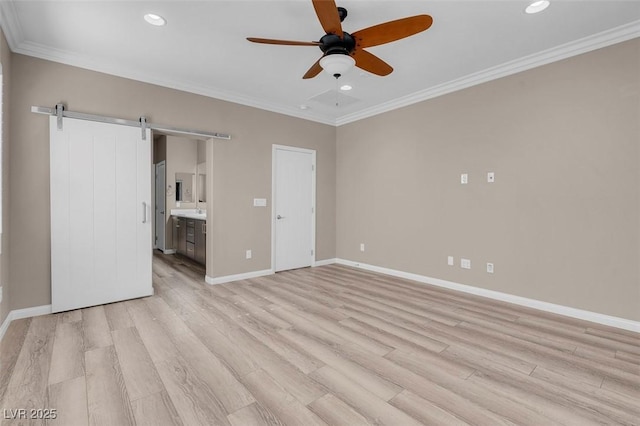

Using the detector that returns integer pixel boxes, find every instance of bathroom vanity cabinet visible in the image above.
[173,216,206,265]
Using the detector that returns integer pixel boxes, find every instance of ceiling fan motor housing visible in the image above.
[319,32,356,56]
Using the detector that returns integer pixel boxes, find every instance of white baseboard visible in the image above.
[0,312,11,342]
[313,258,337,267]
[11,304,53,320]
[335,259,640,333]
[206,269,273,286]
[0,304,53,342]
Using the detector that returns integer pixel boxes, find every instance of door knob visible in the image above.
[277,215,285,220]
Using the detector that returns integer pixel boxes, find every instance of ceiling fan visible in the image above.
[247,0,433,79]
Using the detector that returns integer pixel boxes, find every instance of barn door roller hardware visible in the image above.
[31,103,232,141]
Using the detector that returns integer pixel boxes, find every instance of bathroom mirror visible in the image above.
[175,172,195,203]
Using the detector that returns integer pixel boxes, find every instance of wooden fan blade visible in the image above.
[353,49,393,76]
[303,57,323,79]
[352,15,433,48]
[312,0,343,38]
[247,37,320,46]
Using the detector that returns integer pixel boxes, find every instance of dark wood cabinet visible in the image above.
[173,216,205,265]
[174,217,187,255]
[195,220,206,265]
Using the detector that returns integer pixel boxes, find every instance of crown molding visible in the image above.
[12,40,338,126]
[1,5,638,128]
[335,20,640,126]
[0,0,23,49]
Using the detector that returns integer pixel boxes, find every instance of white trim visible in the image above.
[271,145,317,272]
[205,269,273,286]
[335,259,640,333]
[0,0,24,51]
[2,37,335,126]
[336,21,640,126]
[313,258,337,267]
[0,304,53,342]
[11,304,52,320]
[0,312,11,341]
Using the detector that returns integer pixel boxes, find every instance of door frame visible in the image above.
[271,144,316,272]
[155,160,167,252]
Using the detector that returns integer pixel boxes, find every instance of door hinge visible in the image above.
[311,164,315,171]
[311,207,314,213]
[311,249,314,256]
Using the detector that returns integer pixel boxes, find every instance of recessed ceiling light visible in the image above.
[144,13,166,26]
[340,84,352,91]
[525,1,550,14]
[299,104,310,110]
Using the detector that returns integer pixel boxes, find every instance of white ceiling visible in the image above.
[1,1,639,125]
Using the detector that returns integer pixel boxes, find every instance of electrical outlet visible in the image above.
[487,172,495,183]
[461,173,468,184]
[487,263,494,273]
[447,256,454,266]
[245,250,252,259]
[461,258,471,269]
[360,243,365,252]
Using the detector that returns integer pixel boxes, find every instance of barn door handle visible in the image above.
[142,202,148,223]
[277,215,285,220]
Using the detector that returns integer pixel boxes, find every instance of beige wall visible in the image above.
[0,29,10,325]
[9,54,336,310]
[6,37,636,322]
[337,39,640,321]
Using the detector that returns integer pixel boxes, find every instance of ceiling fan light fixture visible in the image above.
[340,84,352,91]
[320,54,355,79]
[525,1,550,14]
[144,13,166,26]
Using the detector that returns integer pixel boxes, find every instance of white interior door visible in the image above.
[155,161,166,251]
[273,145,315,272]
[50,116,153,313]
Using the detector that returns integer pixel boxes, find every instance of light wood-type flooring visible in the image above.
[1,252,639,425]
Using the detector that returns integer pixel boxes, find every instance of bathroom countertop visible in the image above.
[171,209,207,220]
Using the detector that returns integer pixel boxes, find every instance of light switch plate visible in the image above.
[487,172,495,183]
[461,173,468,184]
[461,258,471,269]
[253,198,267,207]
[447,256,454,266]
[360,243,365,252]
[487,263,494,273]
[246,250,252,259]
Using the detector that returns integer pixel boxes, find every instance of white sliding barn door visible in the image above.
[50,116,152,313]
